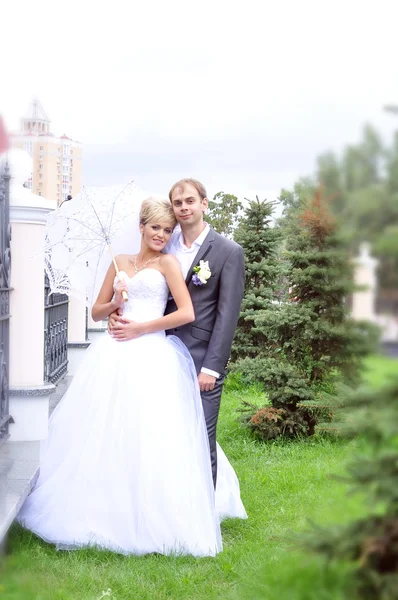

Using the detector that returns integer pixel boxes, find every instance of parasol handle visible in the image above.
[107,242,128,302]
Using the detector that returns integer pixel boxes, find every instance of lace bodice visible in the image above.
[117,268,169,322]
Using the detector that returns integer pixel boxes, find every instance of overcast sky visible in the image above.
[2,0,397,204]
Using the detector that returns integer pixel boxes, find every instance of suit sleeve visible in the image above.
[202,244,245,374]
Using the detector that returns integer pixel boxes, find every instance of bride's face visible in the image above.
[141,220,174,251]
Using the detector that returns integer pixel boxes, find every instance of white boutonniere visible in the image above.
[192,260,212,286]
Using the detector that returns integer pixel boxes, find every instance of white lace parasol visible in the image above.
[44,182,148,307]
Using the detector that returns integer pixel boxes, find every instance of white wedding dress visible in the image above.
[18,268,247,557]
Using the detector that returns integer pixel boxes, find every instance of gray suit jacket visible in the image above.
[165,227,245,375]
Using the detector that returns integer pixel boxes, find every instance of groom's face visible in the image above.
[170,183,208,227]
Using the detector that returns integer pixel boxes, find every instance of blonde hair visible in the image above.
[139,196,177,227]
[169,178,208,202]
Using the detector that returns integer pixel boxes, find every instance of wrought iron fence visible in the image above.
[0,163,12,443]
[44,274,69,383]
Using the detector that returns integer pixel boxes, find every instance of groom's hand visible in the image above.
[198,373,216,392]
[111,318,144,341]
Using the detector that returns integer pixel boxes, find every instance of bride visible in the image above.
[18,197,246,557]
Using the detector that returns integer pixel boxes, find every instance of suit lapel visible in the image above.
[185,226,216,285]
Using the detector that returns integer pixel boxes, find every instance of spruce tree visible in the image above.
[236,187,378,440]
[280,187,374,385]
[231,196,282,364]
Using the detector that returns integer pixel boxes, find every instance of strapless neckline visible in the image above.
[120,268,167,284]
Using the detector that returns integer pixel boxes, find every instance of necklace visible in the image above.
[133,254,159,273]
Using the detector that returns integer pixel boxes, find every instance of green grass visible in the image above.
[362,353,398,388]
[0,355,395,600]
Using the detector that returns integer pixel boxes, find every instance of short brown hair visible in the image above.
[140,197,177,227]
[169,178,208,202]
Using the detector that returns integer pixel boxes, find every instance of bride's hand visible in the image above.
[111,318,144,341]
[113,281,128,308]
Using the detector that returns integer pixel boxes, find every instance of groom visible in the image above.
[164,179,245,485]
[112,179,245,486]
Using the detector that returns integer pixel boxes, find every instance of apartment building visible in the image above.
[12,99,82,205]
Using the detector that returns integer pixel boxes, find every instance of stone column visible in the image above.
[352,243,379,322]
[7,149,56,441]
[67,294,90,376]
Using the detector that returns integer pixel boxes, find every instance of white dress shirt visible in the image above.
[167,224,220,379]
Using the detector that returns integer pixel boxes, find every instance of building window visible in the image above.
[39,174,43,179]
[39,192,42,196]
[40,146,44,150]
[24,142,33,154]
[39,164,43,170]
